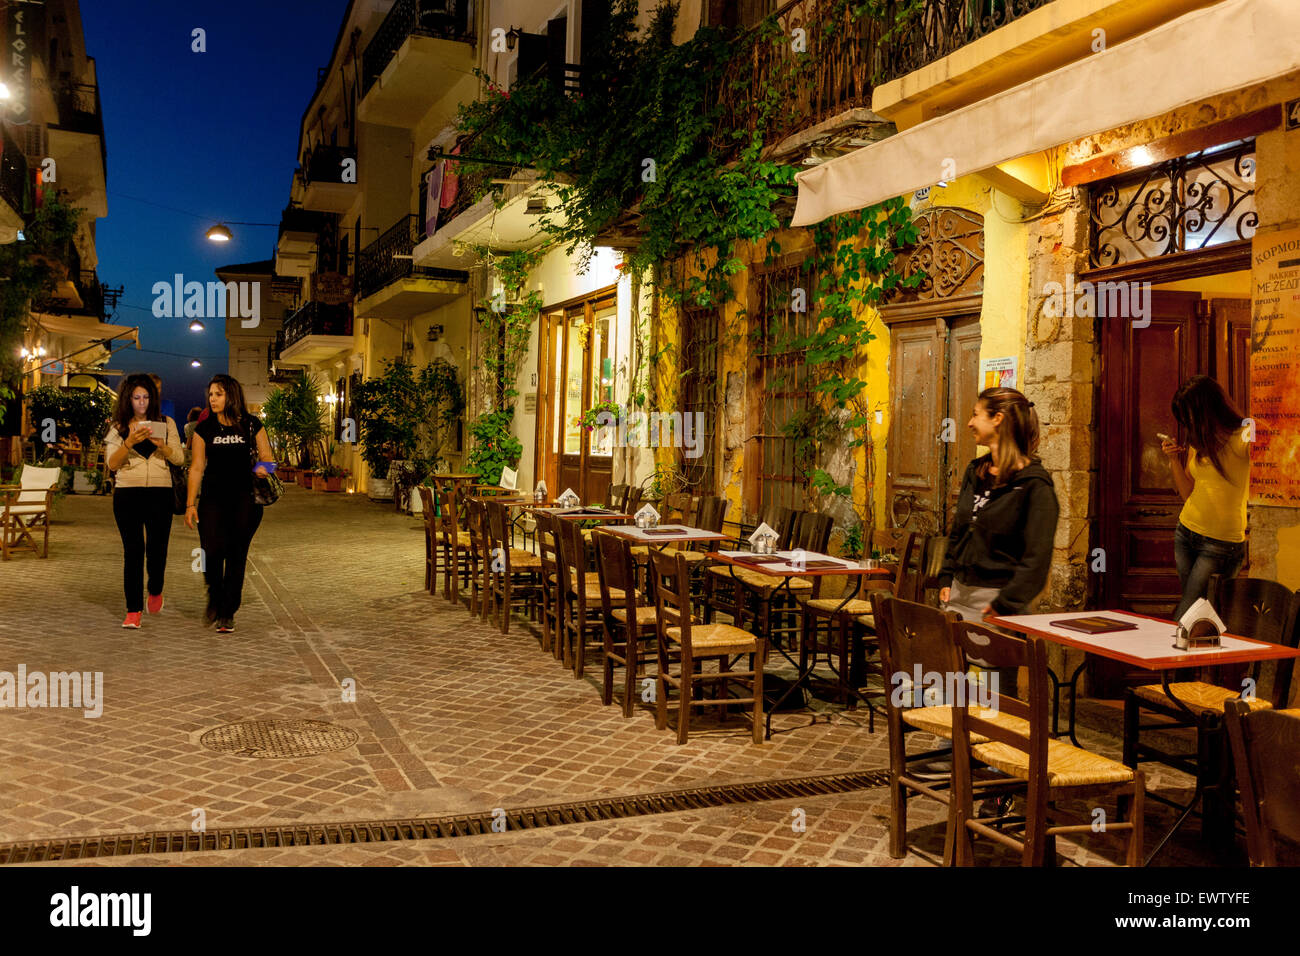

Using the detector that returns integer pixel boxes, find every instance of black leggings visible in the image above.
[198,493,263,618]
[113,487,175,613]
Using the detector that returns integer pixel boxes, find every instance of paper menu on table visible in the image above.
[499,466,518,491]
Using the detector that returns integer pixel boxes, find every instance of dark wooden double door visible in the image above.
[1096,291,1251,615]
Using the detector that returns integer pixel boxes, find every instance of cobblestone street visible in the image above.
[0,487,1212,866]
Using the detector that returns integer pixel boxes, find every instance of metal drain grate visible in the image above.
[0,770,889,864]
[199,719,359,758]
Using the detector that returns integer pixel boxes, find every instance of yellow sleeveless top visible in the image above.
[1179,427,1250,543]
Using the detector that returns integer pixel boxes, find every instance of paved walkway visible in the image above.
[0,486,1215,866]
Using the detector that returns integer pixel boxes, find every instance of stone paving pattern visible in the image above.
[1,488,1219,866]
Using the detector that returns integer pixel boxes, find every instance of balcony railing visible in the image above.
[356,213,468,298]
[717,0,1053,148]
[0,123,28,215]
[302,144,357,186]
[283,300,353,349]
[278,204,329,240]
[52,81,107,173]
[362,0,476,96]
[878,0,1055,84]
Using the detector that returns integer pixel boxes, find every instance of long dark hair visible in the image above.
[207,374,249,427]
[976,387,1041,485]
[1171,375,1243,479]
[113,374,159,438]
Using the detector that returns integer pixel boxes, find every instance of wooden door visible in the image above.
[945,316,983,528]
[1097,290,1201,616]
[886,314,980,536]
[534,295,616,504]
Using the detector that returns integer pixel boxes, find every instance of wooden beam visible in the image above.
[1062,105,1280,188]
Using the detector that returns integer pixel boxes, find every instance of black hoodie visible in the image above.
[937,455,1059,615]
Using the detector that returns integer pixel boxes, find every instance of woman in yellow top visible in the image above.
[1161,375,1249,619]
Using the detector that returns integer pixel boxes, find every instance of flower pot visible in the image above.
[324,476,344,492]
[279,466,296,482]
[408,487,423,514]
[298,470,316,488]
[367,476,394,501]
[312,475,326,491]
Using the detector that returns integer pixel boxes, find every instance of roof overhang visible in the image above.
[791,0,1300,227]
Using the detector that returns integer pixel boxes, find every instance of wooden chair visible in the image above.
[650,548,765,745]
[729,511,834,646]
[703,504,795,624]
[595,530,655,716]
[558,518,622,677]
[605,483,629,512]
[1122,578,1299,850]
[662,492,697,526]
[461,497,490,617]
[950,620,1145,866]
[417,485,438,593]
[1224,701,1300,866]
[535,512,564,657]
[1,465,59,560]
[798,531,920,718]
[432,480,472,602]
[624,486,644,515]
[484,500,542,634]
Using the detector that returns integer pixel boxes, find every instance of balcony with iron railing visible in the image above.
[362,0,476,96]
[299,144,358,214]
[51,81,108,176]
[355,213,468,318]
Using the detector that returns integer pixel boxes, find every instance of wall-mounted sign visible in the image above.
[1286,98,1300,132]
[1250,227,1300,505]
[311,271,353,305]
[979,356,1018,390]
[5,1,44,126]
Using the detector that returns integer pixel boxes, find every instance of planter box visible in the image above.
[324,476,344,492]
[298,470,316,488]
[279,466,297,482]
[71,470,99,494]
[367,477,394,501]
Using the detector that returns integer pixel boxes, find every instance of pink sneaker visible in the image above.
[121,612,142,629]
[147,593,164,614]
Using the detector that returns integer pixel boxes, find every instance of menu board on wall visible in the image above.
[1250,227,1300,506]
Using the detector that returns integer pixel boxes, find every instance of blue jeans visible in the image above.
[1173,522,1246,620]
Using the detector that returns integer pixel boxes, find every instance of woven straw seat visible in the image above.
[507,548,541,569]
[972,736,1135,788]
[576,584,625,602]
[612,605,657,626]
[665,622,758,654]
[802,597,873,616]
[900,705,1029,743]
[1132,681,1273,716]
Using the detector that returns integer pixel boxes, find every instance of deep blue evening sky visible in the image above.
[80,1,347,414]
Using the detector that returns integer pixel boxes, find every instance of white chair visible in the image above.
[2,465,60,560]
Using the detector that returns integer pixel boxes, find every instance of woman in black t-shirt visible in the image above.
[186,375,275,633]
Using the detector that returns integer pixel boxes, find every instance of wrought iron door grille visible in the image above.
[756,262,815,515]
[1089,139,1257,268]
[680,305,719,493]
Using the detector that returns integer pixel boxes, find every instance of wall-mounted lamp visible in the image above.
[505,26,521,51]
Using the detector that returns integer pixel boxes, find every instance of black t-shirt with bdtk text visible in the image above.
[194,414,263,500]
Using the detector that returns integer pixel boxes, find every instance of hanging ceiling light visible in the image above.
[189,319,206,332]
[205,223,233,242]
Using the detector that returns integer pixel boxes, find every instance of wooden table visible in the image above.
[602,524,729,549]
[991,609,1300,864]
[524,505,635,523]
[707,550,895,738]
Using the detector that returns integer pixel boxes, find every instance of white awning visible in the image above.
[31,312,140,363]
[791,0,1300,227]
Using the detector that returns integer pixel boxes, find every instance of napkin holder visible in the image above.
[749,522,779,555]
[557,488,580,508]
[634,504,660,529]
[1174,619,1222,650]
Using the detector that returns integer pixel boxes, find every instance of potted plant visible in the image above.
[72,466,102,494]
[314,464,348,492]
[298,468,316,488]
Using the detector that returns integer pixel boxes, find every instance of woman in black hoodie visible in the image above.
[937,387,1059,623]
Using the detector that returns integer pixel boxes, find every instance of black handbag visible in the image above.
[246,418,283,507]
[168,463,187,515]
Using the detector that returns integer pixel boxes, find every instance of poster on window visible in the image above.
[1250,227,1300,506]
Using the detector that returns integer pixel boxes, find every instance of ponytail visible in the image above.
[976,387,1040,485]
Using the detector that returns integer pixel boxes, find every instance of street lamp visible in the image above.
[189,319,205,332]
[0,82,10,100]
[205,220,278,243]
[191,359,201,368]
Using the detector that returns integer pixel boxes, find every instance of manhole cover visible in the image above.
[200,719,359,759]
